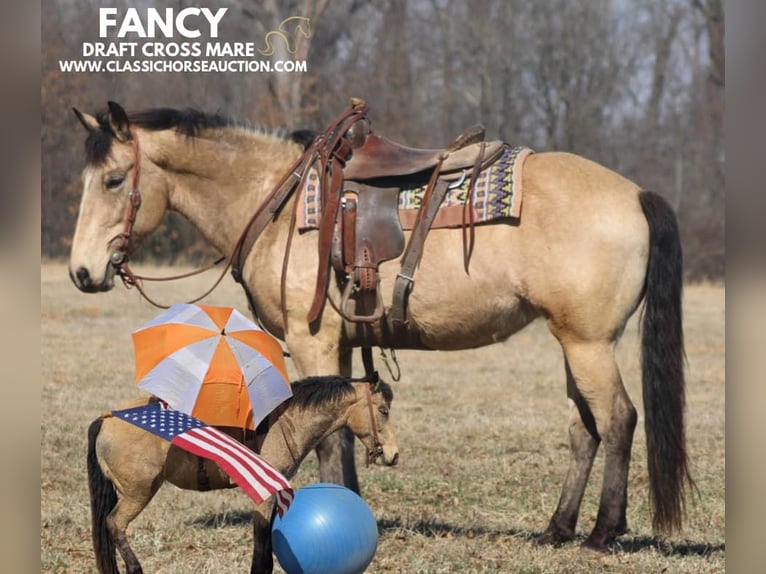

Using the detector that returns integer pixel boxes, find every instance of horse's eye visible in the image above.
[378,406,389,417]
[105,175,125,190]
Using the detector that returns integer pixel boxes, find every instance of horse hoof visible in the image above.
[580,536,612,554]
[615,522,629,536]
[535,529,573,547]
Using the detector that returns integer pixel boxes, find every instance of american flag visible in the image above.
[112,403,294,516]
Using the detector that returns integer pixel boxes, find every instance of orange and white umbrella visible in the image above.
[132,303,292,430]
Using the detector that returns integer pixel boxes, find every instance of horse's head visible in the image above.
[348,380,399,466]
[69,101,169,292]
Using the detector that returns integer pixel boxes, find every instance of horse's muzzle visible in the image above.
[69,265,114,293]
[385,451,399,466]
[368,445,399,467]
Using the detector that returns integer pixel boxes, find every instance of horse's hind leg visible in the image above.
[550,338,637,552]
[537,359,600,545]
[97,466,162,574]
[106,495,156,574]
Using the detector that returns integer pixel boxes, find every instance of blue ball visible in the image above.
[272,483,379,574]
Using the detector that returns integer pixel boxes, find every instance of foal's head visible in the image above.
[347,380,399,466]
[291,376,399,466]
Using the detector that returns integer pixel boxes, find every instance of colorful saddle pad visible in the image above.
[297,146,533,231]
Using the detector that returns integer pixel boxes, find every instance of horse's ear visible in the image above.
[106,101,132,142]
[72,107,99,132]
[368,378,381,393]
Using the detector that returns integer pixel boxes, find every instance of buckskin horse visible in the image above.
[68,99,692,551]
[87,375,398,574]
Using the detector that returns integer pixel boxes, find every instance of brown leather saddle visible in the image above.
[324,100,506,327]
[231,98,507,334]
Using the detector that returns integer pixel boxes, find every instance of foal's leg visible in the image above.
[554,339,637,552]
[537,359,600,545]
[251,499,276,574]
[106,482,163,574]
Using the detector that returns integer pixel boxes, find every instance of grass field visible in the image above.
[41,262,725,573]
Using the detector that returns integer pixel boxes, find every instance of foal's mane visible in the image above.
[84,106,315,165]
[288,375,393,410]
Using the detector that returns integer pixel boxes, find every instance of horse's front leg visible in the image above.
[287,337,359,493]
[250,499,276,574]
[316,425,358,490]
[316,346,359,491]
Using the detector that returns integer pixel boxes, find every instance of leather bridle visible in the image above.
[108,127,226,307]
[360,373,384,466]
[108,126,142,271]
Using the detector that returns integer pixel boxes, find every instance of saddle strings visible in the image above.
[461,141,487,273]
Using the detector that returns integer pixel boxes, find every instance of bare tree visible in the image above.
[239,0,331,127]
[42,0,725,277]
[646,1,685,132]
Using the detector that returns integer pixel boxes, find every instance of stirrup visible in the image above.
[340,277,384,323]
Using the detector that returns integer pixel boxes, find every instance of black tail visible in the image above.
[87,417,120,574]
[638,190,694,534]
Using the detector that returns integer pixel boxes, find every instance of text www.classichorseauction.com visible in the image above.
[58,8,310,74]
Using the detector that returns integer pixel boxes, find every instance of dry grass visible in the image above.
[41,263,725,573]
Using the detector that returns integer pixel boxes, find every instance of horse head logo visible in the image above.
[258,16,312,56]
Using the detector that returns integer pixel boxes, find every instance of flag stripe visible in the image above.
[174,431,272,501]
[172,428,289,502]
[179,426,291,490]
[275,489,294,517]
[175,445,266,502]
[177,427,290,489]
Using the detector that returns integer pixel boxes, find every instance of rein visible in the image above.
[230,98,371,331]
[361,349,383,464]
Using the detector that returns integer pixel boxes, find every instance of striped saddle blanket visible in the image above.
[297,145,533,231]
